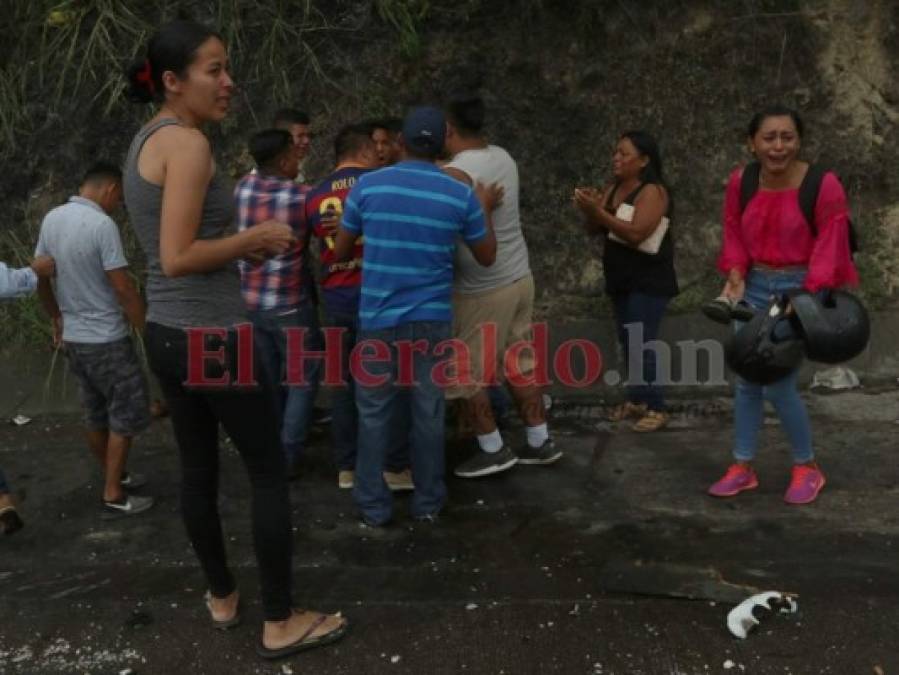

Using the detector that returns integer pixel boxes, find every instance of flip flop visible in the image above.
[205,590,241,630]
[632,410,670,433]
[256,612,348,660]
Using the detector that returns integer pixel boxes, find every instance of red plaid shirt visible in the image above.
[234,172,311,311]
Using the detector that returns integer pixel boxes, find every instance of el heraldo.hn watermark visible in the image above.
[182,322,729,389]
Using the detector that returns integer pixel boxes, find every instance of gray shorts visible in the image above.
[64,337,151,436]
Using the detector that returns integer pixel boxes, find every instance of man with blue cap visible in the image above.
[333,105,500,526]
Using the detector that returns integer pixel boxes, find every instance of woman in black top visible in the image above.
[574,131,678,431]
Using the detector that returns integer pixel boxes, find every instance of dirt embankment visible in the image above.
[1,0,897,346]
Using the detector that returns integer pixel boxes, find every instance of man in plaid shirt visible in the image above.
[235,128,322,478]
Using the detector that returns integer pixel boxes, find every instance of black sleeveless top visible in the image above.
[601,182,679,298]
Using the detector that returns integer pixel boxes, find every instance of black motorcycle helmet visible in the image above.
[787,289,870,364]
[725,296,805,385]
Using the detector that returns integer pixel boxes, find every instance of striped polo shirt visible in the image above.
[341,160,487,330]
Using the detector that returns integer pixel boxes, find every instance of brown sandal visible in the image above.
[632,410,669,432]
[608,401,648,422]
[205,590,241,630]
[257,610,348,660]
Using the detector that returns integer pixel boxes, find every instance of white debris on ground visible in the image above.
[280,664,294,675]
[390,655,402,664]
[723,659,736,670]
[0,638,143,672]
[465,603,478,610]
[811,366,860,390]
[727,591,799,639]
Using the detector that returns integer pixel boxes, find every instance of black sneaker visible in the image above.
[454,445,518,478]
[517,438,563,465]
[102,494,155,519]
[0,507,24,535]
[120,472,147,490]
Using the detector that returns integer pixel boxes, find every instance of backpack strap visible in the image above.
[798,164,827,236]
[739,161,761,212]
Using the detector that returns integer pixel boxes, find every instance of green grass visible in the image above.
[375,0,430,58]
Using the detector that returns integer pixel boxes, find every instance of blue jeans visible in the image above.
[353,321,451,524]
[249,303,322,465]
[733,268,813,464]
[610,291,671,412]
[327,309,410,472]
[0,467,8,494]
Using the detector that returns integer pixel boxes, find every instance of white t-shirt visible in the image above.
[35,197,130,343]
[447,145,530,294]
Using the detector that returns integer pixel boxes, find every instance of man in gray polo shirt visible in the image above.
[35,162,154,518]
[443,94,561,478]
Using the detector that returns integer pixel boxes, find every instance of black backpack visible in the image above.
[739,161,859,256]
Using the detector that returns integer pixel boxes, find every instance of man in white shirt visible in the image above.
[35,162,154,518]
[443,94,561,478]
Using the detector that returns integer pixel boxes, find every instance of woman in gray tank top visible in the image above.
[123,19,347,659]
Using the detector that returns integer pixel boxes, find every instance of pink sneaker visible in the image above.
[708,463,759,497]
[784,464,826,504]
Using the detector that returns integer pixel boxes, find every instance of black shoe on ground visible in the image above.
[517,438,563,465]
[0,507,24,535]
[454,445,518,478]
[102,494,155,519]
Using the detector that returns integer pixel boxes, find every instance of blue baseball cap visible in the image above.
[402,106,446,155]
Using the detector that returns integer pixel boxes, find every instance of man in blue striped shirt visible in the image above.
[334,106,498,526]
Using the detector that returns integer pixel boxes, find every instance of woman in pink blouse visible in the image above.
[708,105,858,505]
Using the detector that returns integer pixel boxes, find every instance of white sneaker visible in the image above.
[102,494,155,519]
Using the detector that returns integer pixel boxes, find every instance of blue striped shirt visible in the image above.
[341,161,487,330]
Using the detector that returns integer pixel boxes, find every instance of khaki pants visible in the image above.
[446,274,536,400]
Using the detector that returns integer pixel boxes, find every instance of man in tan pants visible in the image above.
[444,93,561,478]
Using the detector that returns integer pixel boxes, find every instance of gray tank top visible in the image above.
[123,118,246,329]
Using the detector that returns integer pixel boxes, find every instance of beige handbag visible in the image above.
[607,203,669,255]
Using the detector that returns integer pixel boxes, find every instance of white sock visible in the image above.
[477,429,504,453]
[526,423,549,448]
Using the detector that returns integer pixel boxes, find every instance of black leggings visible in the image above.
[146,322,292,621]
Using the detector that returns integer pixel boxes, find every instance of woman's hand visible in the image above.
[574,186,608,233]
[721,270,745,301]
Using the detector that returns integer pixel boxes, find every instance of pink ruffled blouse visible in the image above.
[716,168,859,292]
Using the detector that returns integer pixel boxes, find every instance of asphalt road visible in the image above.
[1,391,897,674]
